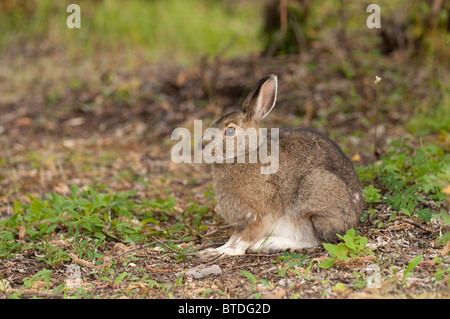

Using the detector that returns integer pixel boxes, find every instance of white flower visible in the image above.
[374,76,381,84]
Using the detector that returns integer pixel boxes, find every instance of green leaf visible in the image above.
[323,243,338,256]
[258,278,271,287]
[94,231,106,241]
[52,282,66,295]
[52,193,63,209]
[276,268,287,277]
[13,200,23,215]
[77,198,91,207]
[318,259,335,268]
[400,208,412,216]
[68,209,80,220]
[343,234,356,251]
[141,218,159,225]
[359,212,369,223]
[70,184,79,196]
[416,208,433,222]
[358,236,368,250]
[46,223,57,234]
[83,220,93,232]
[363,185,381,203]
[38,222,49,232]
[336,243,349,260]
[114,272,131,285]
[31,269,52,290]
[403,255,423,282]
[332,283,346,292]
[31,199,42,216]
[240,270,256,285]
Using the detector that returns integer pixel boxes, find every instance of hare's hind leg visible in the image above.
[311,211,357,243]
[295,170,362,243]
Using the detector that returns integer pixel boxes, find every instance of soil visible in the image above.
[0,45,449,299]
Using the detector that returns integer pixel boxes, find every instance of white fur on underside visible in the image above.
[248,215,319,253]
[199,215,319,259]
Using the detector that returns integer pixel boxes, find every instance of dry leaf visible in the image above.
[69,253,94,268]
[265,289,286,299]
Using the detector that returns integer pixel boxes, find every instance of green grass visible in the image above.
[407,82,450,136]
[0,0,263,64]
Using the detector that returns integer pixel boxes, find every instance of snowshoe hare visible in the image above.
[199,74,363,259]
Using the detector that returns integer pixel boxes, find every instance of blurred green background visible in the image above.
[0,0,449,136]
[0,0,264,63]
[1,0,448,62]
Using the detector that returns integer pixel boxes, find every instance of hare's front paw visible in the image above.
[198,248,227,260]
[198,237,249,260]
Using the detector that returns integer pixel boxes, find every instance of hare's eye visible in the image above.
[225,127,235,136]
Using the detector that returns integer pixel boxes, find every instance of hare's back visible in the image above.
[278,128,359,186]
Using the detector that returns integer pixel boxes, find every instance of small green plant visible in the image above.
[0,183,206,292]
[33,242,70,267]
[0,185,158,244]
[273,252,312,277]
[240,270,271,299]
[357,137,449,223]
[0,185,186,248]
[433,257,450,282]
[22,268,52,291]
[318,229,374,269]
[114,272,132,286]
[352,271,368,289]
[363,185,381,205]
[331,282,347,293]
[200,288,212,298]
[0,230,23,259]
[360,185,381,223]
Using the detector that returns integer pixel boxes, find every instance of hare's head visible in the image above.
[201,74,278,162]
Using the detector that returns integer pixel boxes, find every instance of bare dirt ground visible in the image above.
[0,46,449,299]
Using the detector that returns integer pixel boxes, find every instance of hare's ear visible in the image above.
[243,74,278,123]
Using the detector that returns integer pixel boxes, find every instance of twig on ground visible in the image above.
[152,237,197,257]
[440,241,450,257]
[403,219,435,233]
[111,241,156,259]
